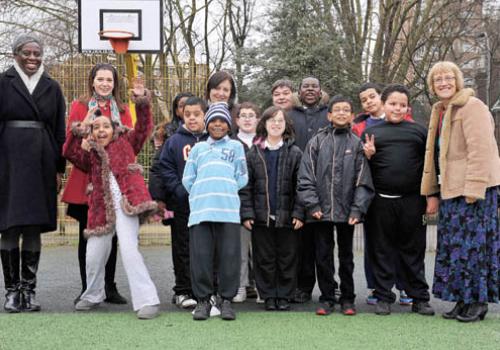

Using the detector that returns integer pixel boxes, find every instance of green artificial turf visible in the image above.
[0,311,498,350]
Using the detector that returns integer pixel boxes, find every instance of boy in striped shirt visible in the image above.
[182,103,248,321]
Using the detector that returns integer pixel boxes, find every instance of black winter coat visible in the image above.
[240,138,304,228]
[0,67,66,233]
[288,104,329,151]
[297,126,374,223]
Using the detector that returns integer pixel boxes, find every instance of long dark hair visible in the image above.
[256,106,295,141]
[80,63,125,112]
[205,71,237,109]
[171,92,194,122]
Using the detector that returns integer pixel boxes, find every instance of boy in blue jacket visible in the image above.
[158,96,208,309]
[183,102,248,321]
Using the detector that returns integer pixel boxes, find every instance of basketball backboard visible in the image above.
[78,0,163,53]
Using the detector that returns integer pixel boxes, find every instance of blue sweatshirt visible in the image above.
[159,125,207,211]
[182,135,248,227]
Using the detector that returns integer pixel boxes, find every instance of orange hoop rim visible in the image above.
[99,29,134,39]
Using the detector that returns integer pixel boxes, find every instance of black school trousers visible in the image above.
[313,222,355,303]
[171,210,192,295]
[189,222,240,301]
[366,194,430,304]
[252,221,299,300]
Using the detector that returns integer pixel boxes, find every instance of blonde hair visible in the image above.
[427,61,464,95]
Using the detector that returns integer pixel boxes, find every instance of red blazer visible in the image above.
[62,101,156,237]
[61,100,133,205]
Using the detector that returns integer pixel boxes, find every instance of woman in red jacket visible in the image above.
[62,63,131,304]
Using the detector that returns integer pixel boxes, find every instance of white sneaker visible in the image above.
[137,304,160,320]
[232,287,247,303]
[75,299,99,311]
[256,289,264,304]
[175,294,197,309]
[210,295,221,317]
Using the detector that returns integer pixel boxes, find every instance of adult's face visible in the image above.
[209,79,232,104]
[14,42,42,76]
[432,71,457,103]
[93,69,115,97]
[272,86,294,110]
[299,78,321,107]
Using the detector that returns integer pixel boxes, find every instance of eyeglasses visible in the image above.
[331,108,351,114]
[433,76,455,84]
[239,113,257,120]
[267,118,285,124]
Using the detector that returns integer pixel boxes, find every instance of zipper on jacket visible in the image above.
[330,129,337,220]
[256,147,271,227]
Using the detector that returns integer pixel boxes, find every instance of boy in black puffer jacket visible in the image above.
[298,95,374,316]
[240,106,304,312]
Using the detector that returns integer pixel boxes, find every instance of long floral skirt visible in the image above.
[432,187,500,303]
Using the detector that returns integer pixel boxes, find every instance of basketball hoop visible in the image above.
[99,29,134,54]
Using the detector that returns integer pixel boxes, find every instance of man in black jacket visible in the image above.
[287,77,331,303]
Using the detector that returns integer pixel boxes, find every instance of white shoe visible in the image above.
[175,294,197,309]
[256,289,264,304]
[137,304,160,320]
[232,287,247,303]
[75,299,99,311]
[210,295,221,317]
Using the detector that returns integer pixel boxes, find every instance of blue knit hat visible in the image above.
[205,102,232,127]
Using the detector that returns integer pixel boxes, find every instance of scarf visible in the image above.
[13,61,44,94]
[88,93,122,126]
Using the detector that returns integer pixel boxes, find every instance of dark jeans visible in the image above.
[189,222,240,300]
[252,221,299,300]
[171,210,192,295]
[313,222,355,303]
[296,223,316,294]
[366,194,430,304]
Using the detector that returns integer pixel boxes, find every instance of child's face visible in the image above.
[236,108,259,134]
[384,92,408,124]
[183,104,205,133]
[92,116,114,147]
[328,102,353,128]
[359,88,383,116]
[265,111,286,139]
[207,117,229,140]
[209,79,232,103]
[272,86,294,110]
[176,96,189,120]
[93,69,114,97]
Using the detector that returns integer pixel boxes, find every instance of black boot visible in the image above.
[442,301,465,320]
[1,248,22,313]
[456,303,488,322]
[105,282,127,304]
[20,251,41,312]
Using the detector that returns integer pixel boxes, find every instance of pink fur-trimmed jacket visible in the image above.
[62,99,157,237]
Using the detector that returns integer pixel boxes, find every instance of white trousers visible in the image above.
[80,175,160,311]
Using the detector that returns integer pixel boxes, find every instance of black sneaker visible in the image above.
[293,290,312,303]
[104,283,127,304]
[193,300,211,321]
[411,301,435,316]
[220,299,236,321]
[316,301,335,316]
[265,298,277,311]
[276,298,290,311]
[375,301,391,315]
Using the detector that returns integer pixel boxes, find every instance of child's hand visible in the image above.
[243,219,254,230]
[292,218,303,230]
[131,76,145,97]
[348,217,359,225]
[81,138,91,152]
[83,107,99,126]
[311,211,323,220]
[363,134,376,159]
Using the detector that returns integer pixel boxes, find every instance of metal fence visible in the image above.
[42,54,209,246]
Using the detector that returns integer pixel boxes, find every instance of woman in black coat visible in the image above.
[0,34,66,313]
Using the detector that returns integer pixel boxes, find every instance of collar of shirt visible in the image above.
[265,139,283,150]
[207,135,229,144]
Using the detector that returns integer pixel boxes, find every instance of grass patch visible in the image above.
[0,311,499,350]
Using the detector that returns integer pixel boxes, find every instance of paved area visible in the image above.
[1,246,498,316]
